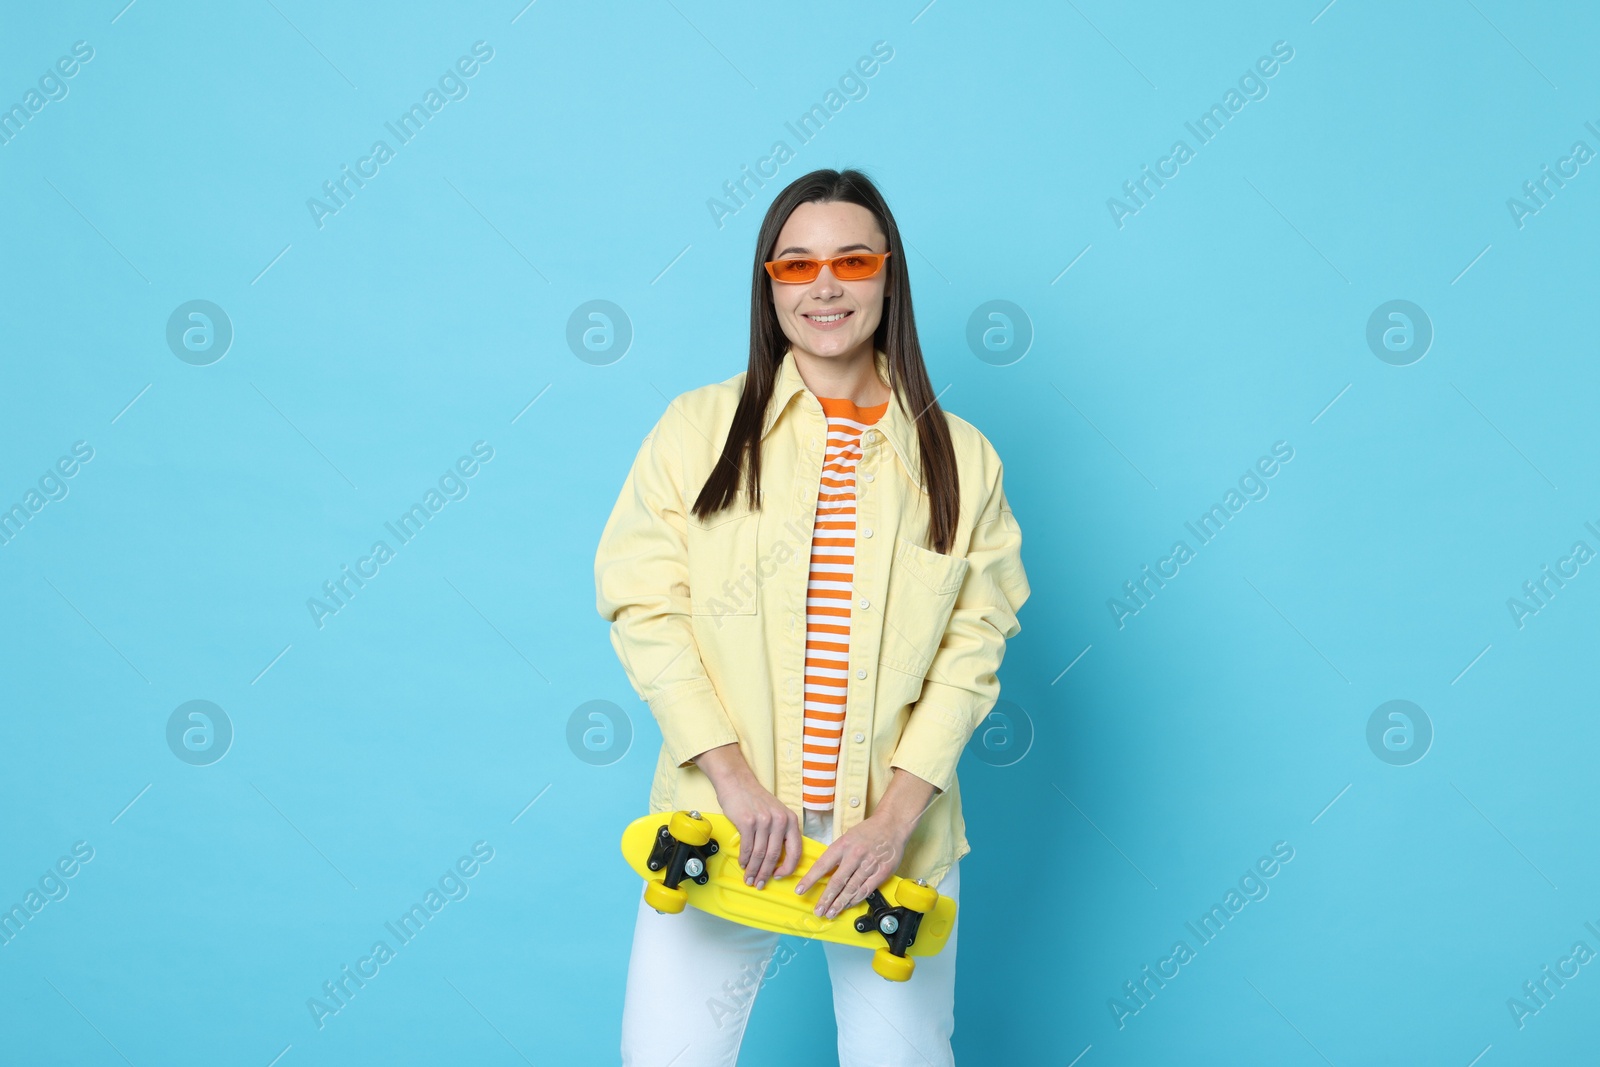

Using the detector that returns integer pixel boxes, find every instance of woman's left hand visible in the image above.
[793,809,915,920]
[795,768,939,920]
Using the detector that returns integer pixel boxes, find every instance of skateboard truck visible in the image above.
[641,810,721,914]
[855,881,938,981]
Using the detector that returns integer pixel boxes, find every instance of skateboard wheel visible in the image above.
[643,880,688,915]
[669,811,713,848]
[894,880,938,914]
[871,949,915,982]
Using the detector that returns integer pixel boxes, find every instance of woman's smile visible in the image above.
[802,309,854,329]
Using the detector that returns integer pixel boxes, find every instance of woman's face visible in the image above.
[768,200,890,365]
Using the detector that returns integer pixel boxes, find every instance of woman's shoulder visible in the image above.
[938,406,1007,481]
[645,369,745,444]
[669,367,745,417]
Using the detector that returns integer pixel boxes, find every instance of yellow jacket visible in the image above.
[593,346,1029,886]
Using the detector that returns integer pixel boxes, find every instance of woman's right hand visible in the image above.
[692,742,801,891]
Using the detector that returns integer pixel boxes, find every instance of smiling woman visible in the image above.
[597,168,1030,1066]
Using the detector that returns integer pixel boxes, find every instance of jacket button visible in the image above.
[855,668,867,679]
[848,796,860,807]
[858,597,870,609]
[853,732,865,743]
[863,472,874,482]
[861,527,873,538]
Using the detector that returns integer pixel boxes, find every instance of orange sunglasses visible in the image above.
[764,250,892,284]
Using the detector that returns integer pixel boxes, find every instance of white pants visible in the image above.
[620,808,961,1066]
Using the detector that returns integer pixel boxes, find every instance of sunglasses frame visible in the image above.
[763,250,893,284]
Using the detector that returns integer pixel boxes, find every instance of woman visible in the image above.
[595,168,1029,1066]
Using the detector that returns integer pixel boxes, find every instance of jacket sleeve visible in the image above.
[888,459,1029,794]
[594,400,743,769]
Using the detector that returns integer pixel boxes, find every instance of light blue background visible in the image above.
[3,1,1598,1063]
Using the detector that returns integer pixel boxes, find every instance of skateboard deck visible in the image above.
[621,809,957,981]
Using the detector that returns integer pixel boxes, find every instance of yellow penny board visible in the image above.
[620,810,956,956]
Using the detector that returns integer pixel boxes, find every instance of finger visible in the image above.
[848,861,888,908]
[844,845,892,906]
[796,844,837,896]
[816,854,857,916]
[741,818,769,885]
[754,822,783,888]
[854,849,887,895]
[833,850,887,914]
[828,865,874,918]
[794,844,828,895]
[736,812,755,872]
[775,816,802,879]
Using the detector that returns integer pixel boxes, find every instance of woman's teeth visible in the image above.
[808,312,849,323]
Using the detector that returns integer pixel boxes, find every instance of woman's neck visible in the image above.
[791,344,891,406]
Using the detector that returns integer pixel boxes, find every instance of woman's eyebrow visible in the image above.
[774,242,878,256]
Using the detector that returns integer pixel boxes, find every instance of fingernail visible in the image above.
[756,880,764,889]
[745,876,752,886]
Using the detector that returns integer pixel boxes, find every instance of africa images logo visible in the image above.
[305,42,495,230]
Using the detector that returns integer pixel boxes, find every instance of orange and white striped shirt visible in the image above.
[802,394,889,811]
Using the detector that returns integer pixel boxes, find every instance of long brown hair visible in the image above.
[690,168,959,554]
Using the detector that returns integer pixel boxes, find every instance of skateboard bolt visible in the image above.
[879,915,900,935]
[685,857,705,878]
[688,810,702,819]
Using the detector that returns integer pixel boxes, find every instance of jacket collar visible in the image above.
[760,345,925,491]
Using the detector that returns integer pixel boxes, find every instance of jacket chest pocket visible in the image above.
[877,536,970,678]
[687,507,760,617]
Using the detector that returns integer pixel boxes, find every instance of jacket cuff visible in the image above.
[649,677,743,769]
[888,678,985,794]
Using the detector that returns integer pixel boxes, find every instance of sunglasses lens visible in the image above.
[833,255,879,280]
[772,259,819,282]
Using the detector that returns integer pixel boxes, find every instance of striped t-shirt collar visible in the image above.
[816,394,888,420]
[760,345,925,492]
